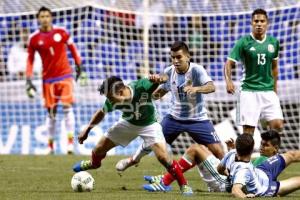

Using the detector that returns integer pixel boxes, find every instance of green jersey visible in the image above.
[229,34,279,91]
[252,155,268,167]
[103,78,158,126]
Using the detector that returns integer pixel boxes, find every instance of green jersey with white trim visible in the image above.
[252,155,268,167]
[103,78,158,126]
[228,34,279,91]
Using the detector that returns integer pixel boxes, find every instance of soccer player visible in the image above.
[72,76,193,195]
[218,134,300,198]
[116,41,225,192]
[224,8,284,135]
[26,7,83,154]
[143,130,281,193]
[143,143,229,192]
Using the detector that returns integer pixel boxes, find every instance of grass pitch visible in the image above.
[1,155,300,200]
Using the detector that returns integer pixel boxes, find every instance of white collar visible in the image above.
[250,32,266,43]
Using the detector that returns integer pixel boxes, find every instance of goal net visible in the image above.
[0,0,299,154]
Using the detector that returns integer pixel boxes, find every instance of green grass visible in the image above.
[0,155,300,200]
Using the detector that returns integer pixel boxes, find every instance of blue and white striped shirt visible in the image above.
[160,62,212,121]
[221,150,270,196]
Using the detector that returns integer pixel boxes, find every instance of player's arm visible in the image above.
[272,59,278,94]
[149,74,169,100]
[78,109,106,144]
[183,81,215,95]
[217,163,229,176]
[65,33,83,81]
[152,88,168,100]
[232,184,249,198]
[224,59,236,94]
[25,38,37,98]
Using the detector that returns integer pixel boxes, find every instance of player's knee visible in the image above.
[186,144,200,155]
[270,123,283,132]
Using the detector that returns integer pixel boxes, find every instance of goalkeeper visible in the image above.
[25,6,86,154]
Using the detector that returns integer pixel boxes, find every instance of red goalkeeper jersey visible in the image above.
[26,26,81,82]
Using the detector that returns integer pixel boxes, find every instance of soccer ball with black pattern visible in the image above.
[71,171,95,192]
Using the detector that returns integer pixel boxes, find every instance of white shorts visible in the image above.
[104,119,166,147]
[237,90,283,127]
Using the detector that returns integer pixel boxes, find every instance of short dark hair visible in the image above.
[236,134,255,156]
[36,6,52,18]
[98,76,125,96]
[252,8,268,20]
[170,41,189,54]
[261,130,281,148]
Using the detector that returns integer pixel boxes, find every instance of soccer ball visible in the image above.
[71,171,95,192]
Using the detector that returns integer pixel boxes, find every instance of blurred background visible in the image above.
[0,0,299,155]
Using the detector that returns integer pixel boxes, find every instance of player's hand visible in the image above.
[78,128,89,144]
[225,138,235,151]
[25,79,37,98]
[149,74,168,84]
[226,80,235,94]
[75,65,82,81]
[75,65,88,86]
[183,85,197,95]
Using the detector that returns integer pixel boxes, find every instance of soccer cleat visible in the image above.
[144,175,163,183]
[115,157,139,172]
[67,143,74,155]
[180,185,193,196]
[73,160,93,172]
[143,180,172,192]
[206,180,226,192]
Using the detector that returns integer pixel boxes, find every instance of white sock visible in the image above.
[132,143,152,162]
[45,116,56,141]
[63,107,75,140]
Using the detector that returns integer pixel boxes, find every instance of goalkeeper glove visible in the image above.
[75,65,88,86]
[75,64,82,82]
[26,79,37,98]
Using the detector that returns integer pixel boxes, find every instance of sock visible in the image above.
[163,154,195,185]
[45,116,56,150]
[201,155,228,186]
[63,107,75,146]
[48,138,54,151]
[166,160,187,186]
[91,150,106,168]
[132,143,152,163]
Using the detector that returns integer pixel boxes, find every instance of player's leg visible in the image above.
[144,143,228,193]
[43,82,58,154]
[237,91,261,135]
[46,107,57,154]
[115,114,181,172]
[186,120,225,191]
[242,125,256,135]
[115,142,151,172]
[73,136,116,172]
[60,78,76,154]
[150,142,193,195]
[260,91,284,132]
[268,119,283,132]
[277,177,300,196]
[140,122,192,195]
[73,119,138,172]
[62,104,75,154]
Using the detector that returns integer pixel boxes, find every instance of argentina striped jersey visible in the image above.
[160,62,212,121]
